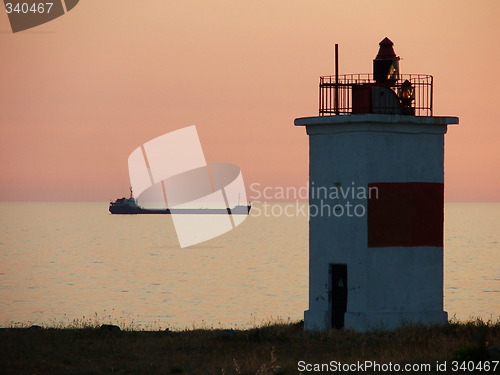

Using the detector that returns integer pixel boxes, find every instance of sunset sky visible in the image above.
[1,0,499,202]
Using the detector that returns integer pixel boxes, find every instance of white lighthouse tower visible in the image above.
[295,38,459,332]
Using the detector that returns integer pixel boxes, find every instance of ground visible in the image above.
[0,319,498,374]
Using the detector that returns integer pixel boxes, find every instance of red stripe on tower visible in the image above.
[367,182,444,248]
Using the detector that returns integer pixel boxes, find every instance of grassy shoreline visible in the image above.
[1,319,499,375]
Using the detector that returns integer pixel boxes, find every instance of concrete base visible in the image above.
[304,309,448,332]
[304,310,329,331]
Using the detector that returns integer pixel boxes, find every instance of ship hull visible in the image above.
[109,205,251,215]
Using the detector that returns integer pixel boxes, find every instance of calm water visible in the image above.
[0,202,498,329]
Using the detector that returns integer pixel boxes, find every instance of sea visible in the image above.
[0,202,498,330]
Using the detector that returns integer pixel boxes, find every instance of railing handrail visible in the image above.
[319,74,433,116]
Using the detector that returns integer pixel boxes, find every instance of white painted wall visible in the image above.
[296,114,459,332]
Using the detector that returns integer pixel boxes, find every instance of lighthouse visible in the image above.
[295,38,459,332]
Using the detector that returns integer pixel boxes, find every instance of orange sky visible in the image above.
[0,0,499,202]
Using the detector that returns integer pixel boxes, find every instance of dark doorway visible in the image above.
[331,264,348,329]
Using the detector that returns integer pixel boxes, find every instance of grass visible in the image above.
[0,318,499,374]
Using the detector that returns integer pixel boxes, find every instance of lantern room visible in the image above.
[319,37,430,117]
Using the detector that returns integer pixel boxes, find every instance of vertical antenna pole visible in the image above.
[335,44,339,115]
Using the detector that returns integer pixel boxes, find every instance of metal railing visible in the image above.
[319,74,433,116]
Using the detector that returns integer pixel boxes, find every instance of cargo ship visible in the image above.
[109,189,250,215]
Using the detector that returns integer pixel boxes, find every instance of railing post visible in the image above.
[335,44,339,115]
[430,75,434,116]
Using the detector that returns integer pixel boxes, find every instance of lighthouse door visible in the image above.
[331,264,348,329]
